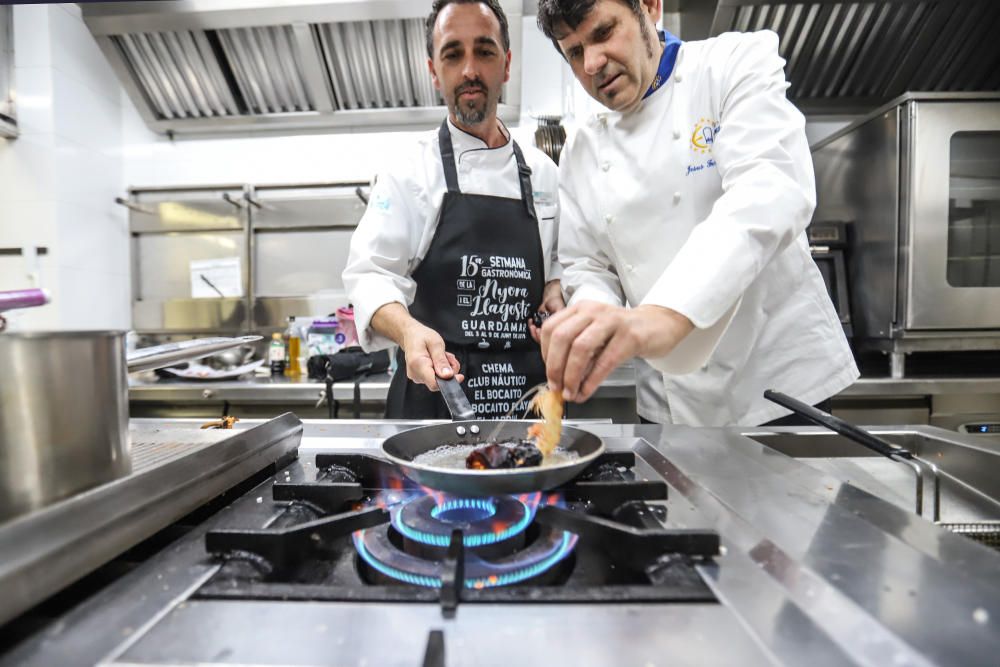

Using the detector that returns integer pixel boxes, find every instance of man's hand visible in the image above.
[400,320,463,391]
[529,280,566,343]
[371,302,463,391]
[540,301,694,402]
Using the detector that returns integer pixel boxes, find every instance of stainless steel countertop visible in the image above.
[128,369,1000,403]
[5,419,997,666]
[0,414,303,629]
[838,376,1000,396]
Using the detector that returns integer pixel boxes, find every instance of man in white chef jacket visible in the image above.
[535,0,859,426]
[343,0,563,419]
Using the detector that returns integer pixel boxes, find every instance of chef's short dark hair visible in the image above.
[536,0,644,56]
[425,0,511,58]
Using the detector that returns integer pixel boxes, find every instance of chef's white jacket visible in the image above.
[343,119,561,352]
[558,30,859,426]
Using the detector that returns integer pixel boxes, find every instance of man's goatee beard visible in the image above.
[456,104,487,125]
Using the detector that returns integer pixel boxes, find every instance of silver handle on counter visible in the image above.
[126,335,262,373]
[114,197,156,215]
[221,193,271,211]
[764,389,941,520]
[222,193,245,210]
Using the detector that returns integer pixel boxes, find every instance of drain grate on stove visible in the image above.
[939,522,1000,550]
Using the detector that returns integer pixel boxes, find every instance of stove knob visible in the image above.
[456,426,467,436]
[470,425,480,434]
[202,389,214,399]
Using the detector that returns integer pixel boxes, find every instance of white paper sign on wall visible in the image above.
[190,257,243,298]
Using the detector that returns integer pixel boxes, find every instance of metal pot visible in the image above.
[206,343,256,370]
[0,332,259,523]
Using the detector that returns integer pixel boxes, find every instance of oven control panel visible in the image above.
[961,423,1000,434]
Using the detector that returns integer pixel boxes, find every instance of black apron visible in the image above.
[385,121,547,420]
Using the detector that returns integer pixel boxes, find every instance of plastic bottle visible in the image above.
[284,316,302,377]
[336,305,358,347]
[268,332,286,376]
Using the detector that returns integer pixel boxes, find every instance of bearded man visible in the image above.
[344,0,564,419]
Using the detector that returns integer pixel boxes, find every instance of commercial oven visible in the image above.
[812,93,1000,377]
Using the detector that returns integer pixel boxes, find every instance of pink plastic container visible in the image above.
[336,306,358,346]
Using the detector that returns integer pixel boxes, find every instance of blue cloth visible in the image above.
[643,30,682,100]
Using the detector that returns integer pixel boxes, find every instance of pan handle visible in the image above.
[0,288,50,313]
[439,376,475,421]
[763,389,912,460]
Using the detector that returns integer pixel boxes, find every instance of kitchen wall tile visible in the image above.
[0,135,55,203]
[0,243,54,287]
[11,65,55,136]
[2,3,129,331]
[12,5,52,70]
[56,265,129,330]
[54,198,128,275]
[52,136,124,209]
[51,67,122,153]
[121,129,416,190]
[118,99,160,186]
[518,15,567,119]
[48,3,123,109]
[0,200,57,248]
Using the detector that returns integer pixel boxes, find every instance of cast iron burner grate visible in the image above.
[198,451,720,611]
[355,491,577,589]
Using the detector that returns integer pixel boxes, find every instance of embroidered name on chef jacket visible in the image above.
[686,117,721,177]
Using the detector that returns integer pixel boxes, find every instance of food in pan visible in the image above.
[410,385,572,471]
[526,386,563,458]
[463,387,564,469]
[466,441,543,470]
[414,442,578,469]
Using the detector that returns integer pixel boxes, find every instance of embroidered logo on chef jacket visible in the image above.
[686,118,721,177]
[690,118,720,154]
[533,190,555,206]
[372,192,391,211]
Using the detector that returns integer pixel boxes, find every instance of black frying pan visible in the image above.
[381,377,604,496]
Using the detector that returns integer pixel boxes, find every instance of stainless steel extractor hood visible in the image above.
[82,0,523,136]
[677,0,1000,114]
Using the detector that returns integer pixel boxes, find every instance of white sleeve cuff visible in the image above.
[546,259,564,283]
[353,283,410,352]
[642,297,741,374]
[567,283,625,307]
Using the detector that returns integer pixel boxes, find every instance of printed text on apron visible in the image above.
[385,121,546,419]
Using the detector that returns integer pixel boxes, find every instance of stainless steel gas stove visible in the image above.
[3,419,1000,667]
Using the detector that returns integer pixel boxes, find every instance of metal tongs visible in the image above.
[764,390,941,520]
